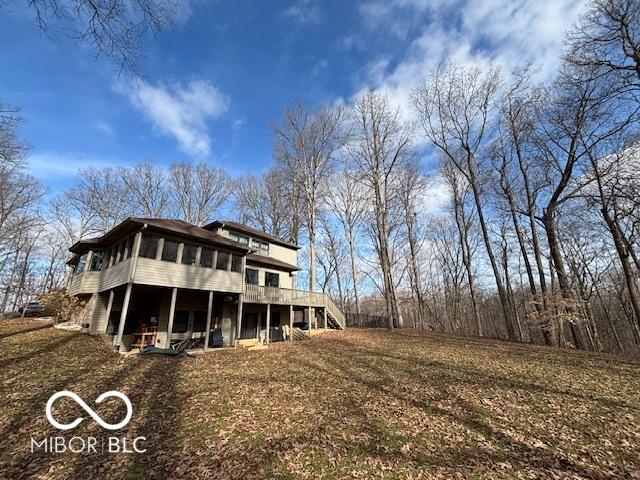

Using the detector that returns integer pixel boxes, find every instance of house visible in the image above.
[66,218,345,352]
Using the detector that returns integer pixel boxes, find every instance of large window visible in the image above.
[252,238,269,256]
[245,268,258,285]
[89,251,104,271]
[193,311,207,332]
[123,236,133,260]
[216,251,229,270]
[229,231,249,245]
[161,239,179,262]
[173,311,189,333]
[76,254,87,273]
[231,254,242,272]
[116,241,125,263]
[182,244,197,265]
[200,248,214,268]
[139,234,159,259]
[265,272,279,287]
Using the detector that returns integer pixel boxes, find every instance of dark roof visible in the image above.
[246,253,300,272]
[203,220,301,250]
[69,218,252,255]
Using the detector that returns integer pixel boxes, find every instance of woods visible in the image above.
[2,0,640,354]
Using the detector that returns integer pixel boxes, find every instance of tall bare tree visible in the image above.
[273,103,347,292]
[413,63,519,340]
[349,91,415,330]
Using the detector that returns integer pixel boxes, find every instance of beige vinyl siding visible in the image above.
[134,257,243,293]
[89,292,123,334]
[99,258,132,292]
[68,271,101,295]
[267,243,297,265]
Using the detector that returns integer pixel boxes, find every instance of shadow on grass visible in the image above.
[0,321,54,339]
[296,339,625,479]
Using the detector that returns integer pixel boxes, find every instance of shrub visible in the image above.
[37,289,87,323]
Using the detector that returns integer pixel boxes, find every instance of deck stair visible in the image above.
[235,338,268,351]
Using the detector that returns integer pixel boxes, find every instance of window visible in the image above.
[139,234,159,259]
[89,251,104,271]
[200,248,214,268]
[182,244,197,265]
[123,236,133,260]
[265,272,279,287]
[161,239,179,262]
[117,240,127,263]
[231,254,242,272]
[105,248,112,267]
[76,254,87,273]
[193,311,207,332]
[216,251,229,270]
[229,231,249,245]
[173,311,189,333]
[245,268,258,285]
[252,238,269,256]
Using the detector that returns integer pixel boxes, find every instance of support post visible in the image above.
[308,305,312,334]
[266,303,271,343]
[204,291,213,349]
[289,304,294,342]
[104,290,115,334]
[115,283,132,351]
[165,287,178,348]
[236,293,243,342]
[324,307,327,331]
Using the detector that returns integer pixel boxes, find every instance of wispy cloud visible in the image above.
[355,0,587,116]
[26,152,124,180]
[117,79,228,157]
[283,0,322,25]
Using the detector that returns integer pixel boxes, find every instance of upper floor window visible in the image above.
[182,244,197,265]
[89,251,104,271]
[251,239,269,256]
[229,231,249,245]
[231,254,243,272]
[161,239,179,262]
[123,236,133,260]
[245,268,258,285]
[76,254,87,273]
[200,248,214,268]
[216,251,230,270]
[139,234,159,259]
[116,241,126,263]
[265,271,279,287]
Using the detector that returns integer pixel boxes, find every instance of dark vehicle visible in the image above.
[19,301,46,317]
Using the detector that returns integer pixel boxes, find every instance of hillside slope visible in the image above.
[1,319,639,479]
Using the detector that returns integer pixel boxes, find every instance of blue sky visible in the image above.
[0,0,585,197]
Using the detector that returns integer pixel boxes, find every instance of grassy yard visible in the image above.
[0,318,639,479]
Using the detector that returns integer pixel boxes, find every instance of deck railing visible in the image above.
[244,284,346,329]
[244,284,325,306]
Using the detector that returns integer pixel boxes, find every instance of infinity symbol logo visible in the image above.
[46,390,133,431]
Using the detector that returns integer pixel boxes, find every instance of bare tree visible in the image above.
[4,0,179,73]
[234,168,294,240]
[273,103,347,292]
[349,91,415,330]
[169,162,231,226]
[324,162,367,314]
[119,160,170,217]
[413,63,520,341]
[566,0,640,94]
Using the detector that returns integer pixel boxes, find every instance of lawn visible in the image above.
[0,318,639,479]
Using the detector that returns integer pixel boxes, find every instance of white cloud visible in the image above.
[26,153,124,180]
[283,0,322,25]
[355,0,587,117]
[95,121,114,136]
[119,79,228,157]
